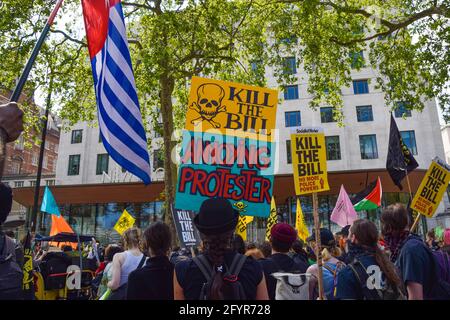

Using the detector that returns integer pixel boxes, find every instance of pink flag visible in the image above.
[331,185,358,227]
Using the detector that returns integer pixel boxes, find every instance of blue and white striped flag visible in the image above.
[82,0,151,184]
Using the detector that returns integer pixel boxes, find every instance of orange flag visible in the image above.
[49,215,77,249]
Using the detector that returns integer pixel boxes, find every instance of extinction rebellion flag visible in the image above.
[386,113,418,190]
[351,177,382,212]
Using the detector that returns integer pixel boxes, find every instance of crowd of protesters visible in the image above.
[2,190,450,300]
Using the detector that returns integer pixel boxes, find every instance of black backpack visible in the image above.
[193,253,247,300]
[0,235,23,300]
[423,245,450,299]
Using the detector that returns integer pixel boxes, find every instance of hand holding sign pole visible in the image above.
[290,127,329,300]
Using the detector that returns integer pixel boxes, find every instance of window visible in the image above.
[96,154,109,175]
[285,111,301,127]
[356,105,373,122]
[283,57,297,74]
[44,141,49,150]
[46,180,55,186]
[283,85,299,100]
[320,107,335,123]
[325,136,341,160]
[14,181,24,188]
[11,161,21,174]
[68,155,81,176]
[31,153,38,166]
[350,51,364,68]
[394,101,412,118]
[99,132,102,143]
[400,131,418,155]
[280,36,297,45]
[30,181,36,187]
[359,135,378,159]
[286,140,292,164]
[15,136,24,150]
[71,130,83,144]
[353,80,369,94]
[153,149,164,169]
[43,156,48,169]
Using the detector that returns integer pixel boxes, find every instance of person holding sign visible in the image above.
[381,204,450,300]
[174,198,269,300]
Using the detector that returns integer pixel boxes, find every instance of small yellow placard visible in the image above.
[114,209,135,235]
[291,127,330,195]
[411,158,450,218]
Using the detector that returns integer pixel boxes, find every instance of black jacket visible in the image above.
[259,253,308,300]
[126,255,174,300]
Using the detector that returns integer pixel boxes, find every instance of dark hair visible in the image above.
[201,230,234,300]
[427,230,435,240]
[380,203,410,235]
[143,222,172,256]
[0,183,12,224]
[258,241,272,258]
[5,230,15,238]
[291,239,305,254]
[271,237,291,253]
[246,242,257,250]
[105,245,123,262]
[172,246,180,252]
[351,219,403,289]
[62,245,73,252]
[232,234,245,254]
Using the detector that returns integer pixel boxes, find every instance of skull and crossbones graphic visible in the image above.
[190,83,227,128]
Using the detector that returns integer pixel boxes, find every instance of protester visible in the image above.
[245,248,264,260]
[306,228,344,300]
[335,219,405,300]
[0,183,23,300]
[426,229,440,251]
[5,230,24,269]
[107,227,145,300]
[97,245,123,299]
[0,102,24,142]
[259,223,308,300]
[290,239,309,266]
[258,241,272,259]
[127,222,174,300]
[232,234,246,255]
[174,198,269,300]
[381,203,449,300]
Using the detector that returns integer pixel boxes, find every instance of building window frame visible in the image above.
[353,79,369,95]
[325,136,341,160]
[285,111,301,127]
[359,134,378,159]
[68,154,81,176]
[320,107,335,123]
[71,130,83,144]
[96,154,109,175]
[283,85,299,100]
[356,105,373,122]
[400,130,418,155]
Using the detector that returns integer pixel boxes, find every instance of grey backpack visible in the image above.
[0,235,23,300]
[271,272,315,300]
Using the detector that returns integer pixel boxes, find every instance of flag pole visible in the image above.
[312,192,324,300]
[0,0,64,181]
[405,170,421,233]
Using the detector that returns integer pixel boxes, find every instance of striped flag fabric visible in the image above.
[81,0,151,184]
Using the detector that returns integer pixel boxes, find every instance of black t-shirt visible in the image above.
[259,253,308,300]
[175,251,263,300]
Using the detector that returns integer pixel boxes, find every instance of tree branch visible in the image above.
[50,29,87,47]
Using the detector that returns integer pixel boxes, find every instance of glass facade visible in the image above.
[35,201,165,245]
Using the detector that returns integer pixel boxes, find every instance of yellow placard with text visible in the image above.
[113,209,135,235]
[411,158,450,218]
[235,215,254,241]
[185,76,278,141]
[291,127,329,195]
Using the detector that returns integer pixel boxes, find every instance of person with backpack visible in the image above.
[259,223,309,300]
[107,227,146,300]
[306,228,345,300]
[0,183,23,300]
[335,219,405,300]
[290,239,309,266]
[127,222,174,300]
[174,198,269,300]
[381,203,450,300]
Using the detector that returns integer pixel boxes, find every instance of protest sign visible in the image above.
[185,76,278,140]
[236,215,254,241]
[411,157,450,218]
[113,209,135,235]
[171,206,201,248]
[291,127,329,195]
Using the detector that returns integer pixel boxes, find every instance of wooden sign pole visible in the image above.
[312,192,324,300]
[406,173,421,233]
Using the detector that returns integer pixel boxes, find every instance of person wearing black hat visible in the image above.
[173,198,269,300]
[306,228,345,300]
[259,223,309,300]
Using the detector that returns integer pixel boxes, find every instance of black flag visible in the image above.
[386,113,418,190]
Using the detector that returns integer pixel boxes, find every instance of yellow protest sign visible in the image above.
[185,76,278,141]
[291,127,330,195]
[114,209,135,235]
[265,197,278,241]
[411,158,450,218]
[236,215,254,241]
[295,198,310,242]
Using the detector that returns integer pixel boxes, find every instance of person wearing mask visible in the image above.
[174,198,268,300]
[306,228,344,300]
[127,222,174,300]
[0,102,24,143]
[107,227,145,300]
[259,223,308,300]
[381,203,444,300]
[335,219,405,300]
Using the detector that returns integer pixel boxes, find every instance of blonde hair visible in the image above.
[321,246,342,262]
[122,227,141,250]
[245,248,264,260]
